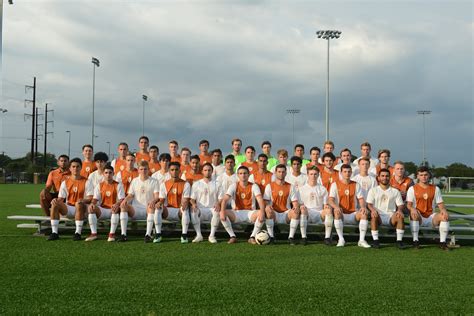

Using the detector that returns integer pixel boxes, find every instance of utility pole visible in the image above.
[44,104,54,168]
[25,77,36,162]
[35,107,43,162]
[286,109,301,149]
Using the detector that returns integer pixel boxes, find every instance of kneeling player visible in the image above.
[366,169,405,249]
[263,164,300,245]
[154,162,191,243]
[86,164,125,241]
[219,166,266,244]
[299,166,333,245]
[119,161,160,242]
[190,163,221,243]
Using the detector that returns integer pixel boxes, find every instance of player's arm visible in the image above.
[181,183,191,210]
[327,197,341,215]
[53,180,67,205]
[405,187,419,219]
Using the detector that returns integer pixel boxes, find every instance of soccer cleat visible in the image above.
[248,237,257,245]
[118,234,128,242]
[85,234,98,242]
[153,234,162,243]
[144,235,152,243]
[412,240,420,249]
[439,242,450,251]
[107,233,115,242]
[336,239,345,247]
[301,238,308,246]
[396,241,405,249]
[227,236,237,244]
[192,235,204,243]
[47,232,59,241]
[181,235,189,244]
[288,238,297,246]
[324,238,332,246]
[72,233,82,241]
[358,240,371,248]
[208,236,218,244]
[372,240,380,249]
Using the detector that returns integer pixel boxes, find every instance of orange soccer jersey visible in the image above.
[305,162,323,172]
[235,183,254,210]
[253,171,273,193]
[46,168,70,192]
[241,161,258,175]
[170,154,181,163]
[80,161,97,179]
[164,179,186,208]
[148,160,161,174]
[120,169,139,194]
[270,182,291,213]
[182,171,204,186]
[135,152,150,163]
[64,177,87,206]
[413,184,436,218]
[114,159,127,175]
[199,154,212,165]
[390,176,413,200]
[99,181,120,209]
[336,180,357,214]
[320,169,339,192]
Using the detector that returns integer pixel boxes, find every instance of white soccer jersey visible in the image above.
[86,170,105,195]
[406,186,443,209]
[191,178,221,208]
[217,172,238,196]
[212,164,225,179]
[334,162,357,172]
[299,183,328,211]
[329,181,364,207]
[270,164,291,174]
[159,180,191,206]
[285,172,307,191]
[151,171,171,187]
[225,182,261,210]
[128,177,160,208]
[366,186,404,214]
[263,182,299,209]
[353,156,378,169]
[351,174,378,199]
[92,181,126,204]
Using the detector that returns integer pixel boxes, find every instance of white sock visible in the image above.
[439,221,449,243]
[181,210,190,235]
[75,220,83,235]
[154,208,162,234]
[300,215,308,238]
[146,213,153,236]
[210,211,220,237]
[191,211,202,237]
[396,229,404,241]
[88,213,98,234]
[51,219,59,234]
[251,219,264,237]
[120,212,128,236]
[410,220,419,241]
[371,230,379,241]
[359,219,368,242]
[110,213,119,234]
[266,219,275,238]
[221,218,235,237]
[324,215,333,239]
[289,218,298,239]
[334,219,344,241]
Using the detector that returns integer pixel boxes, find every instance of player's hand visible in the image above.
[395,210,404,220]
[220,210,226,222]
[88,204,94,213]
[214,203,221,213]
[51,198,58,206]
[293,206,300,216]
[359,207,367,216]
[333,207,342,217]
[410,209,420,220]
[371,210,379,219]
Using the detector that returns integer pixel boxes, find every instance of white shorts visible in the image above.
[379,212,395,227]
[131,203,147,220]
[232,210,256,224]
[198,207,215,222]
[65,204,76,218]
[98,206,112,219]
[274,210,290,224]
[342,212,358,225]
[420,213,436,228]
[308,209,324,224]
[166,207,182,221]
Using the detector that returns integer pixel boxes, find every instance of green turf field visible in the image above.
[1,184,473,314]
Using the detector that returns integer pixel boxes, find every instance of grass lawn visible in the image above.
[1,184,473,314]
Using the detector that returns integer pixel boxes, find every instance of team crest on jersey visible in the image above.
[310,193,316,200]
[140,186,145,194]
[86,166,90,172]
[120,165,125,171]
[423,193,428,200]
[73,186,78,193]
[105,191,111,197]
[204,188,209,195]
[261,179,266,185]
[381,194,388,202]
[240,193,246,199]
[329,177,333,183]
[344,189,350,196]
[128,176,132,183]
[278,190,284,197]
[249,167,253,172]
[172,188,178,194]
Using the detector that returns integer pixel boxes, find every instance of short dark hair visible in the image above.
[58,154,69,161]
[245,146,255,153]
[169,140,178,146]
[257,153,268,160]
[169,161,181,169]
[417,166,431,175]
[199,139,209,146]
[290,156,303,164]
[237,166,249,173]
[294,144,305,151]
[307,166,320,173]
[202,162,213,170]
[378,168,391,177]
[190,155,200,161]
[310,146,321,154]
[82,144,93,151]
[261,141,272,148]
[149,145,159,151]
[341,164,352,171]
[70,157,82,167]
[94,152,109,162]
[138,160,149,168]
[322,152,336,161]
[211,148,222,155]
[159,153,171,161]
[340,148,352,156]
[275,164,287,172]
[139,136,149,142]
[104,164,114,173]
[224,154,235,162]
[118,142,128,148]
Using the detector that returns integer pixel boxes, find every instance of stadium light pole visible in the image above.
[417,110,431,166]
[91,57,100,148]
[66,130,71,157]
[286,109,300,149]
[316,30,342,141]
[106,141,111,158]
[142,95,148,136]
[0,108,7,154]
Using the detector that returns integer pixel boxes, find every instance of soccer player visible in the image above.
[154,162,191,243]
[291,144,310,166]
[353,141,378,169]
[334,148,356,173]
[318,140,340,165]
[119,161,160,242]
[179,147,192,175]
[390,161,414,203]
[301,146,323,174]
[148,145,161,174]
[219,166,266,244]
[263,164,300,245]
[80,144,96,178]
[86,164,125,242]
[299,166,333,245]
[240,146,258,175]
[111,142,129,175]
[328,164,370,248]
[190,163,221,243]
[168,140,181,163]
[181,155,204,186]
[406,166,450,250]
[210,149,225,178]
[152,153,172,187]
[261,141,278,171]
[351,157,377,201]
[86,152,109,190]
[375,149,394,176]
[115,153,139,194]
[135,136,150,163]
[270,149,291,174]
[285,156,308,191]
[47,158,93,241]
[319,152,339,192]
[249,154,273,194]
[40,155,70,216]
[216,155,238,203]
[198,139,212,165]
[230,138,246,166]
[366,168,405,249]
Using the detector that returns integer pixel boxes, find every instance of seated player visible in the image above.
[80,144,96,179]
[115,153,139,194]
[328,164,370,248]
[366,169,405,249]
[168,140,181,163]
[135,136,150,163]
[406,166,450,250]
[219,166,266,244]
[181,155,203,186]
[351,157,377,200]
[190,163,222,243]
[86,152,109,189]
[216,155,238,199]
[119,161,160,242]
[154,162,191,243]
[210,149,225,178]
[299,166,333,245]
[261,141,278,171]
[86,164,125,241]
[301,146,323,174]
[111,142,129,175]
[263,164,300,245]
[148,145,160,174]
[319,152,339,192]
[285,156,307,191]
[249,154,273,194]
[47,158,93,241]
[40,154,70,216]
[151,153,171,186]
[198,139,212,165]
[240,146,258,175]
[390,161,414,205]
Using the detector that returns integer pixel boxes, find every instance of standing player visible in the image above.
[179,147,192,175]
[301,147,323,174]
[111,142,129,175]
[291,144,310,166]
[190,163,221,243]
[285,156,308,191]
[219,166,266,244]
[47,158,93,241]
[406,166,450,250]
[249,154,273,194]
[334,148,356,173]
[261,141,278,171]
[230,138,246,166]
[151,153,171,187]
[319,152,339,192]
[366,169,405,248]
[375,149,394,176]
[181,155,204,186]
[216,155,238,204]
[115,153,139,194]
[263,164,300,245]
[148,145,160,174]
[210,149,225,178]
[351,157,378,201]
[80,144,96,179]
[119,161,160,242]
[240,146,258,175]
[318,140,340,165]
[270,149,291,174]
[390,161,414,204]
[299,166,333,245]
[168,140,181,163]
[328,164,370,248]
[353,142,378,169]
[86,164,125,241]
[154,162,191,243]
[135,136,150,163]
[86,152,109,190]
[40,155,70,216]
[198,140,212,165]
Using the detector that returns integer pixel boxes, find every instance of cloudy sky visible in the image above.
[1,0,472,166]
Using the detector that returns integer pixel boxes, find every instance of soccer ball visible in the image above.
[255,230,271,245]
